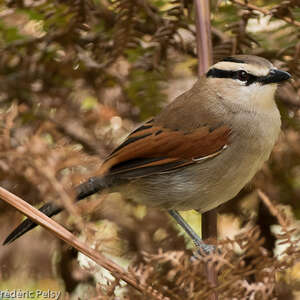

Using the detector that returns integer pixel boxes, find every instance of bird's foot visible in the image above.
[195,242,216,255]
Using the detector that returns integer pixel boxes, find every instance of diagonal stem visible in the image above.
[231,0,300,27]
[0,187,166,300]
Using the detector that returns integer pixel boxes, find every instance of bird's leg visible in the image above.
[168,209,215,255]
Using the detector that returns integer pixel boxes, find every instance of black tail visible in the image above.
[3,176,108,245]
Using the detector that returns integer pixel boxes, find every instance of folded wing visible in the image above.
[100,119,231,178]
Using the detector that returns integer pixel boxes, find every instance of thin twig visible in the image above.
[21,96,108,157]
[0,187,168,300]
[29,156,85,232]
[257,189,289,228]
[231,0,300,27]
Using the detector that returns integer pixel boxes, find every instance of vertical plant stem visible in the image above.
[195,0,213,74]
[194,0,218,299]
[202,210,218,300]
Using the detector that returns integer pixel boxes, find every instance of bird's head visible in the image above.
[206,55,291,111]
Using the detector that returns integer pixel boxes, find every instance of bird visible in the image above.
[3,55,291,253]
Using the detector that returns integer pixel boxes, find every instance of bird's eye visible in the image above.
[237,70,249,82]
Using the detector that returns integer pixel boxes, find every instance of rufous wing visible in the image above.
[99,119,231,178]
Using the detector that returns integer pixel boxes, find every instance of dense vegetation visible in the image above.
[0,0,299,299]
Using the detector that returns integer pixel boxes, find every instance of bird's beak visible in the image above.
[260,69,291,84]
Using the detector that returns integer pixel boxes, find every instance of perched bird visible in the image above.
[3,55,291,252]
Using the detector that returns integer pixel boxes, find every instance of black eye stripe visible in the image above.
[206,68,258,86]
[207,68,291,85]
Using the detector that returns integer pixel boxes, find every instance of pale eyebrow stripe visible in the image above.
[212,62,269,76]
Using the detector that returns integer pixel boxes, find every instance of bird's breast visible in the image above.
[119,110,281,211]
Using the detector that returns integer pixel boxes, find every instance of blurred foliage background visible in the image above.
[0,0,300,299]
